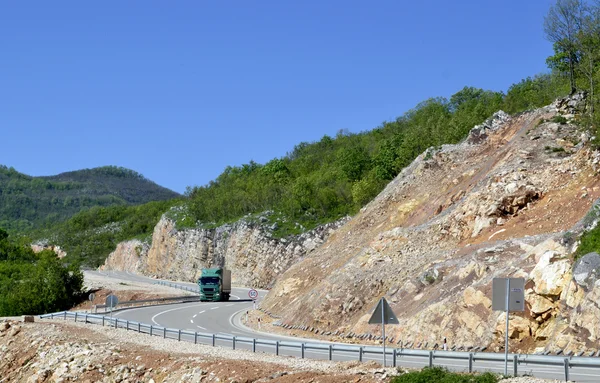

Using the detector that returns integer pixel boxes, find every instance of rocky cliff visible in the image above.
[260,94,600,354]
[103,215,348,288]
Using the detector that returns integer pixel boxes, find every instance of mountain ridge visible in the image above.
[0,165,179,233]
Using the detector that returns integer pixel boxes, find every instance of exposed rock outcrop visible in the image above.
[103,215,349,288]
[259,94,600,354]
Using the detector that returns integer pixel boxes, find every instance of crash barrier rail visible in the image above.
[94,295,200,313]
[153,280,199,293]
[39,311,600,380]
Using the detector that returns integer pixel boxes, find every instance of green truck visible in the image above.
[197,268,231,301]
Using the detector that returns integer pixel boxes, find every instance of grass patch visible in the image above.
[391,367,498,383]
[575,225,600,261]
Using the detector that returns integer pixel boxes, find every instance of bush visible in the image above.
[391,367,498,383]
[552,115,568,124]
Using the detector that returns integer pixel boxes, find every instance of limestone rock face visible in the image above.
[104,216,348,288]
[530,252,570,297]
[259,93,600,353]
[102,240,149,273]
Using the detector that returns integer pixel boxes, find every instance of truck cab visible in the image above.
[198,268,231,301]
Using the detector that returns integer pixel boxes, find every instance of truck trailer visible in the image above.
[197,268,231,301]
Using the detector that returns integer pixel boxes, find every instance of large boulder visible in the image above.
[530,252,571,297]
[573,252,600,290]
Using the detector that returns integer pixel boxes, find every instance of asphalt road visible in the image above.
[88,271,600,382]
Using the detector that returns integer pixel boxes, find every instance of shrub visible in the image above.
[390,367,498,383]
[552,115,568,124]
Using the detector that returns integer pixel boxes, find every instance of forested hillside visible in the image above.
[185,76,570,236]
[0,165,179,233]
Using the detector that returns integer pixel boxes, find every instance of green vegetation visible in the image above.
[184,81,566,237]
[390,367,498,383]
[544,0,600,145]
[0,228,84,316]
[552,115,568,124]
[49,199,180,268]
[575,224,600,260]
[0,165,179,234]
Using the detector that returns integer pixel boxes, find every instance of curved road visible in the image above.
[88,271,600,382]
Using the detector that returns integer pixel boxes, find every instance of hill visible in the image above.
[260,93,600,354]
[0,165,179,233]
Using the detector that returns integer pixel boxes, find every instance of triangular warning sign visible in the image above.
[368,297,399,324]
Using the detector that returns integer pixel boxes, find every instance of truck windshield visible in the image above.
[200,277,220,285]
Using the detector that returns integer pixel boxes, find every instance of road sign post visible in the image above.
[248,289,258,300]
[105,294,119,317]
[88,293,95,313]
[249,289,258,310]
[492,278,524,376]
[368,297,399,367]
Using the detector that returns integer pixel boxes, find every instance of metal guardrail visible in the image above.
[95,295,200,313]
[39,311,600,380]
[153,280,198,293]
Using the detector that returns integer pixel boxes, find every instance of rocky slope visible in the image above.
[259,94,600,354]
[103,216,348,288]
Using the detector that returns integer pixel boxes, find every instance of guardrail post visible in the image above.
[194,332,197,344]
[329,345,333,361]
[253,339,256,352]
[212,334,216,347]
[102,316,105,326]
[150,325,153,336]
[429,351,433,368]
[276,341,279,355]
[138,322,141,333]
[468,353,473,373]
[74,312,78,322]
[564,358,569,381]
[393,349,397,367]
[301,343,305,358]
[64,312,67,320]
[233,336,236,350]
[126,320,129,330]
[115,318,118,329]
[513,354,518,377]
[178,329,181,341]
[85,314,88,323]
[163,327,166,338]
[359,347,363,362]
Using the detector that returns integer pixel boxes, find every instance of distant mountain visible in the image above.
[0,165,180,233]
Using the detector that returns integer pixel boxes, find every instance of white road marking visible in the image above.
[197,325,206,330]
[231,295,240,299]
[151,305,203,326]
[198,310,205,314]
[226,304,234,307]
[211,307,219,310]
[190,319,194,324]
[193,314,197,318]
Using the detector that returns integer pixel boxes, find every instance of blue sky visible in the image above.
[1,1,554,193]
